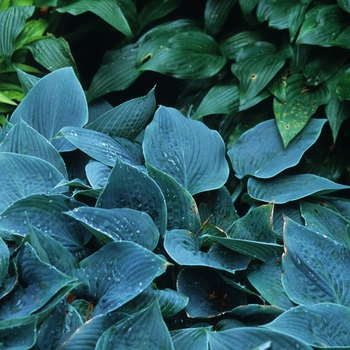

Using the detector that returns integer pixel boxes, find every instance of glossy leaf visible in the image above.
[0,118,67,177]
[282,217,350,306]
[177,268,247,318]
[194,84,240,119]
[65,207,159,251]
[204,0,237,36]
[0,237,9,285]
[231,42,291,105]
[0,6,34,64]
[147,163,201,232]
[143,106,229,195]
[336,67,350,100]
[26,35,78,73]
[300,201,350,248]
[80,241,169,315]
[56,0,138,38]
[297,5,350,48]
[264,303,350,348]
[273,74,330,148]
[85,161,111,188]
[339,0,350,13]
[139,32,226,79]
[87,43,141,102]
[256,0,292,29]
[57,127,139,167]
[238,0,259,25]
[10,67,88,151]
[96,157,167,236]
[0,194,91,253]
[0,152,65,213]
[165,230,250,273]
[96,301,174,350]
[248,174,350,204]
[228,118,326,179]
[85,87,156,140]
[248,253,295,310]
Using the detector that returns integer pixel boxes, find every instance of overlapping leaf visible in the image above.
[143,106,229,195]
[228,118,326,179]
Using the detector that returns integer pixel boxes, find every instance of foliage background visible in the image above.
[1,0,350,349]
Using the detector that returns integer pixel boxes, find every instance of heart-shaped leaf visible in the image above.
[0,152,65,213]
[10,67,88,151]
[0,118,67,177]
[228,118,326,179]
[143,106,229,195]
[96,157,167,236]
[273,74,330,148]
[281,217,350,306]
[85,87,156,140]
[80,241,169,316]
[164,230,250,273]
[65,207,159,251]
[96,300,174,349]
[264,303,350,348]
[248,174,350,204]
[139,32,226,79]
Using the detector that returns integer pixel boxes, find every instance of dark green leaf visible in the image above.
[57,127,139,166]
[96,300,174,349]
[143,106,229,195]
[248,253,295,310]
[139,32,226,79]
[238,0,259,25]
[0,194,91,254]
[204,0,237,36]
[288,1,311,41]
[147,163,201,232]
[336,67,350,100]
[177,268,246,318]
[297,4,350,48]
[26,35,78,74]
[0,152,65,213]
[97,157,167,236]
[15,67,40,94]
[164,230,250,273]
[65,207,159,250]
[248,174,350,204]
[193,84,240,119]
[273,74,330,148]
[80,241,169,315]
[257,0,294,29]
[86,87,155,140]
[0,118,67,177]
[264,303,350,348]
[56,0,138,38]
[282,217,350,306]
[87,44,141,102]
[138,0,183,29]
[232,42,291,105]
[10,67,88,152]
[339,0,350,13]
[228,118,326,179]
[300,201,350,248]
[0,6,34,65]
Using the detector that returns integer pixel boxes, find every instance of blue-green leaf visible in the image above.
[264,303,350,348]
[97,157,167,236]
[0,118,67,177]
[248,174,350,204]
[85,161,111,188]
[0,237,9,286]
[65,207,159,251]
[0,152,65,213]
[96,300,174,350]
[228,118,326,179]
[80,241,169,316]
[143,106,229,195]
[164,229,250,273]
[10,67,88,151]
[282,217,350,306]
